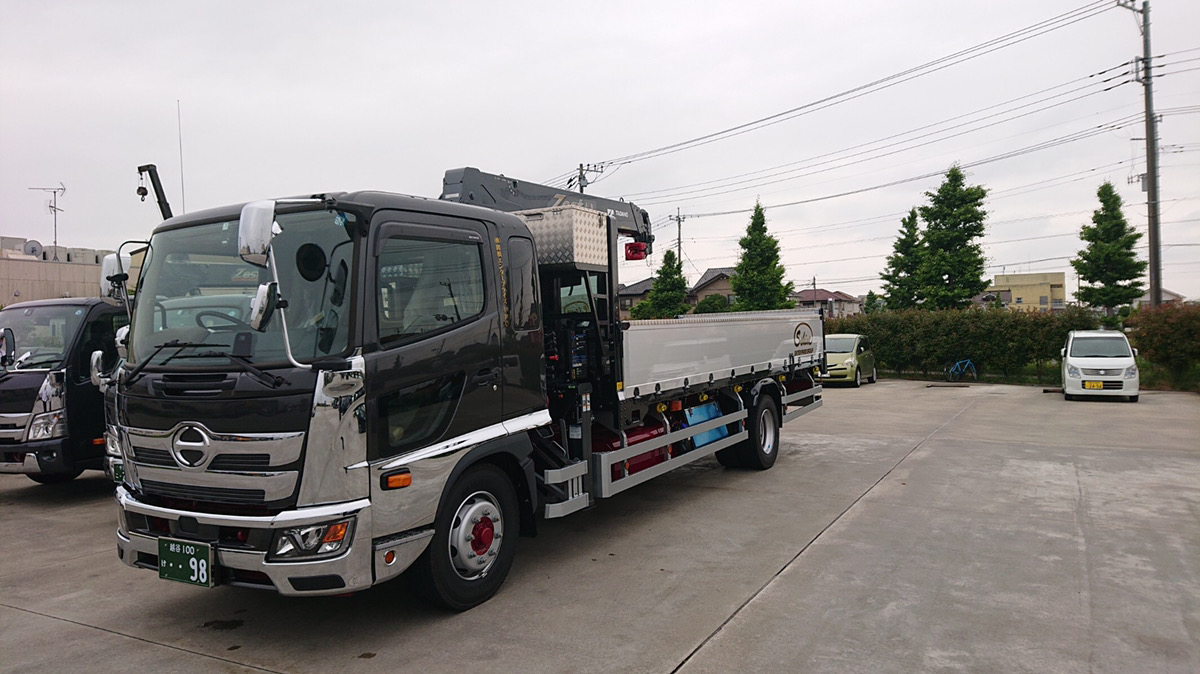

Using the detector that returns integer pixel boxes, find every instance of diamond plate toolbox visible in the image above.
[515,205,608,268]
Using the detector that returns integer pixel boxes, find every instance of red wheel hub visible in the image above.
[470,517,495,556]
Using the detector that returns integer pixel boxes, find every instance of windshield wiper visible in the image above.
[177,351,285,389]
[123,340,211,384]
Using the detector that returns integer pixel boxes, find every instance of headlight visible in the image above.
[1065,364,1081,378]
[268,518,354,562]
[1124,364,1138,379]
[28,410,67,440]
[844,357,856,368]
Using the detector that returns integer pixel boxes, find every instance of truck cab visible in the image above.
[1,297,126,483]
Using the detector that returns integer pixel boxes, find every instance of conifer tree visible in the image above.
[731,202,794,311]
[1071,181,1146,315]
[631,249,691,319]
[915,166,989,309]
[880,208,924,310]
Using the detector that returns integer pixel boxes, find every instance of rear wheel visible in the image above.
[867,366,877,384]
[737,395,780,471]
[27,469,83,485]
[414,464,518,611]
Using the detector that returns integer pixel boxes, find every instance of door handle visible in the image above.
[471,368,499,387]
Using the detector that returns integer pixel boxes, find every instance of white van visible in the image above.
[1061,330,1140,402]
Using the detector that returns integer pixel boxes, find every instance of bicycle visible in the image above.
[943,358,978,382]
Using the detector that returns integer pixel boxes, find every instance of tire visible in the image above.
[27,469,84,485]
[852,368,861,388]
[1063,393,1075,401]
[414,463,519,611]
[715,446,742,468]
[867,366,877,384]
[1128,395,1139,403]
[737,395,780,471]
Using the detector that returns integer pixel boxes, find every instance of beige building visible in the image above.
[1,236,116,307]
[988,272,1067,312]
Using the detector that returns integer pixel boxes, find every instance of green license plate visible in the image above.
[1083,381,1104,390]
[111,460,124,483]
[158,537,216,587]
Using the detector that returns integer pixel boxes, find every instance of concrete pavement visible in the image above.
[2,380,1197,672]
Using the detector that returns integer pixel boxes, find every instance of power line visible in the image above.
[566,1,1115,173]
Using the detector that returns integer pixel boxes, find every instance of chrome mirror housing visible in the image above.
[249,282,280,332]
[0,327,14,367]
[239,200,277,268]
[115,325,129,361]
[89,350,107,388]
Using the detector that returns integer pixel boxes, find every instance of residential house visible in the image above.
[790,288,861,317]
[688,267,735,309]
[1135,288,1185,307]
[617,277,655,320]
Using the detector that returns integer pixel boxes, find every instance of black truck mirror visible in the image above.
[239,200,277,268]
[249,282,280,332]
[1,327,14,367]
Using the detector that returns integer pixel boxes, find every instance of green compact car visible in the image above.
[822,333,877,387]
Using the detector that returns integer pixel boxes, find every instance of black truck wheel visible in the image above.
[27,469,84,485]
[740,394,780,470]
[415,463,518,611]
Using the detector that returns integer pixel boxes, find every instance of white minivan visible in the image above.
[1061,330,1140,402]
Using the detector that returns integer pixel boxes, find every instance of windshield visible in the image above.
[130,209,355,368]
[0,304,88,370]
[825,337,856,354]
[1069,336,1132,358]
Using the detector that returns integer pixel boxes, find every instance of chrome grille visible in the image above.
[209,454,272,470]
[1082,368,1126,376]
[132,447,176,467]
[140,479,266,505]
[0,412,29,444]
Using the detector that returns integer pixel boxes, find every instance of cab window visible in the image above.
[376,237,485,345]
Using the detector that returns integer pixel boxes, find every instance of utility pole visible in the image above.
[1120,0,1162,306]
[28,183,66,261]
[567,163,603,194]
[670,208,685,260]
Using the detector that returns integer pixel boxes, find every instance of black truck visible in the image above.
[1,297,125,483]
[103,168,824,609]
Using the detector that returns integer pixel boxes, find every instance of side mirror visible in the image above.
[1060,348,1065,357]
[249,282,280,332]
[89,350,107,388]
[1,327,14,367]
[115,325,129,361]
[239,200,278,267]
[1132,347,1138,357]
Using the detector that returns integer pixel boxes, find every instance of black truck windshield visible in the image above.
[0,303,88,370]
[130,210,355,368]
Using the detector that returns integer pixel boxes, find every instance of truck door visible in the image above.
[363,216,502,533]
[65,306,125,465]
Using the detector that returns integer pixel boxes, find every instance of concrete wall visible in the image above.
[1,256,105,306]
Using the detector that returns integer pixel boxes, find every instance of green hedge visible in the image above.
[1126,303,1200,391]
[827,307,1099,380]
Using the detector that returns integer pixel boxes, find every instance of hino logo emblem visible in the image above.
[170,425,211,469]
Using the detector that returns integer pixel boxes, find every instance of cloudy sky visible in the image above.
[3,1,1198,300]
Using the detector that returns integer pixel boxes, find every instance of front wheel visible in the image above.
[1128,395,1139,403]
[27,469,84,485]
[414,463,518,611]
[852,368,862,388]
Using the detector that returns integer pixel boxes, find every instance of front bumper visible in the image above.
[1063,376,1139,398]
[0,437,71,475]
[114,487,432,596]
[819,366,855,382]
